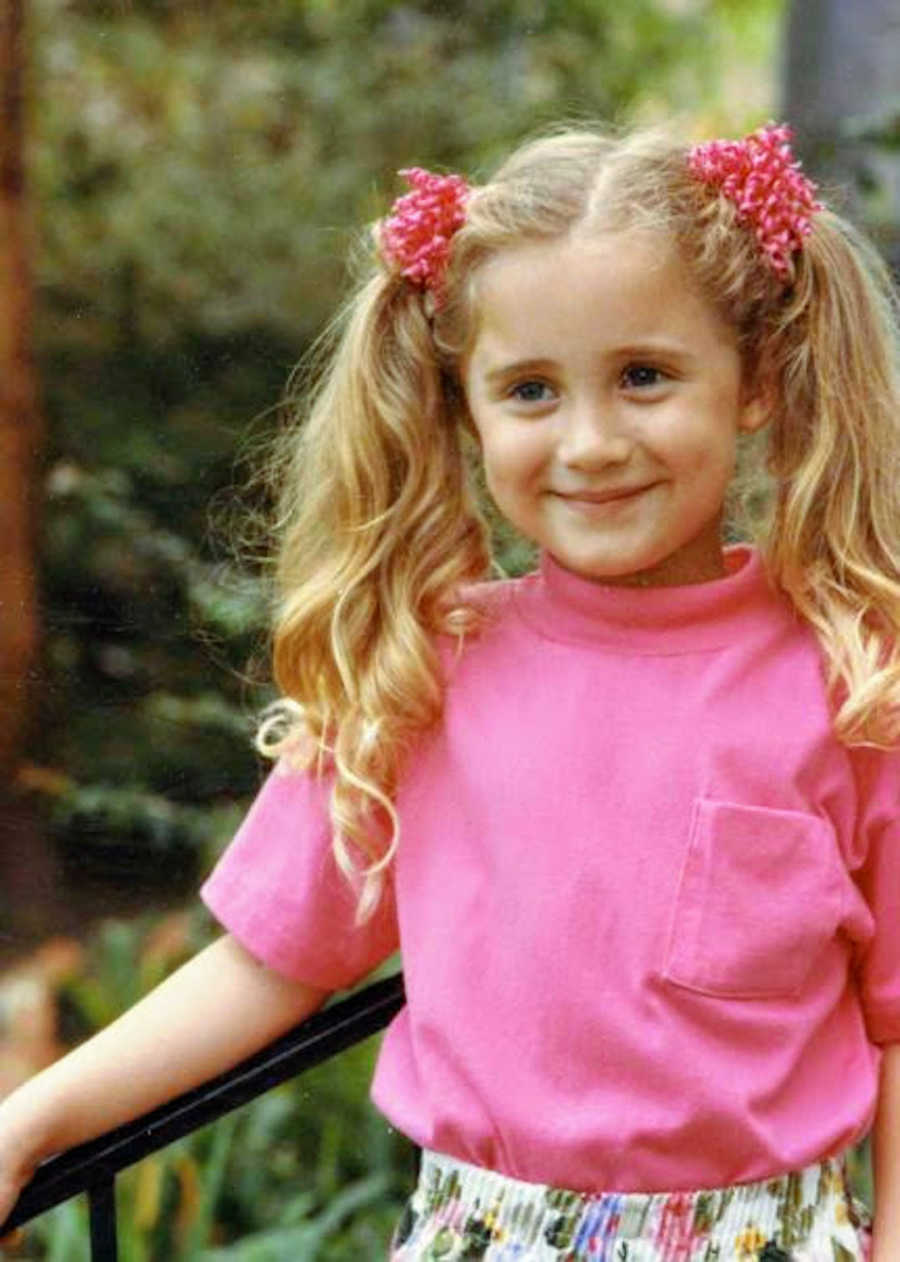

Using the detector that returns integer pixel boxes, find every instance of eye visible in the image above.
[508,379,555,405]
[620,363,667,391]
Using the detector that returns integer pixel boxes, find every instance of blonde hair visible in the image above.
[262,125,900,916]
[258,273,490,919]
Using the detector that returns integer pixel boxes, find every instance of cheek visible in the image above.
[668,409,739,482]
[481,449,514,504]
[481,436,542,499]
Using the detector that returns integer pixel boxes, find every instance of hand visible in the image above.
[0,1095,42,1230]
[0,1151,36,1231]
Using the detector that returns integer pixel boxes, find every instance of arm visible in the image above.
[0,933,327,1224]
[871,1042,900,1261]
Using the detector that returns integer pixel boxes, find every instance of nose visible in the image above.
[556,394,632,469]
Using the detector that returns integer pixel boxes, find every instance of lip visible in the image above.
[554,484,655,505]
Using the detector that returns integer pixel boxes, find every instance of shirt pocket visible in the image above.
[663,798,843,1000]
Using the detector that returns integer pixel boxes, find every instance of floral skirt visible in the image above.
[389,1148,872,1261]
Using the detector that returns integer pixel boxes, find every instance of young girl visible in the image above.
[1,122,899,1261]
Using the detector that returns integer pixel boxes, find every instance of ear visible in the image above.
[738,373,776,435]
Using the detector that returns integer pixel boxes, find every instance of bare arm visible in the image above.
[871,1042,900,1261]
[0,934,327,1222]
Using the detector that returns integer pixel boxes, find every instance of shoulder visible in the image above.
[450,568,536,631]
[435,569,538,667]
[460,569,534,615]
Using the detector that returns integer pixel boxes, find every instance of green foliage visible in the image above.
[31,0,742,349]
[16,916,409,1260]
[24,1098,409,1261]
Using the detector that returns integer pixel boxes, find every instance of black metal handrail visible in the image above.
[0,972,405,1259]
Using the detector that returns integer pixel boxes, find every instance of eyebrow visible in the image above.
[612,340,695,362]
[482,357,555,386]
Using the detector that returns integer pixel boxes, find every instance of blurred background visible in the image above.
[0,0,897,1256]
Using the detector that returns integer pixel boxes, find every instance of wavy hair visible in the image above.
[258,270,490,920]
[262,125,900,917]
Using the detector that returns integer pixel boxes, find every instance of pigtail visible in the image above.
[261,270,490,920]
[761,210,900,747]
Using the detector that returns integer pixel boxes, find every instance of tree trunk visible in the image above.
[0,0,41,779]
[782,0,900,272]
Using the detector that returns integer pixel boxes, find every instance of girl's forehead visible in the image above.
[470,231,679,321]
[466,230,721,352]
[469,230,696,330]
[476,227,678,286]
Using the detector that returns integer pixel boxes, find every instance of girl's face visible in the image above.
[462,231,769,587]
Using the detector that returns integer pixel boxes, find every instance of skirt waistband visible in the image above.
[391,1148,871,1260]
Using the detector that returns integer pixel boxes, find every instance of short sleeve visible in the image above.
[200,761,400,991]
[848,745,900,1045]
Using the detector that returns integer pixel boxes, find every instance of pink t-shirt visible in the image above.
[201,545,900,1193]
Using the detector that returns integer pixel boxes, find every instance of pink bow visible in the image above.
[688,123,822,280]
[379,167,470,297]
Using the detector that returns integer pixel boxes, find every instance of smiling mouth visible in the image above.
[555,485,654,506]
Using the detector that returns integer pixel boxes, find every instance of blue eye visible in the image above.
[510,380,553,403]
[621,364,665,390]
